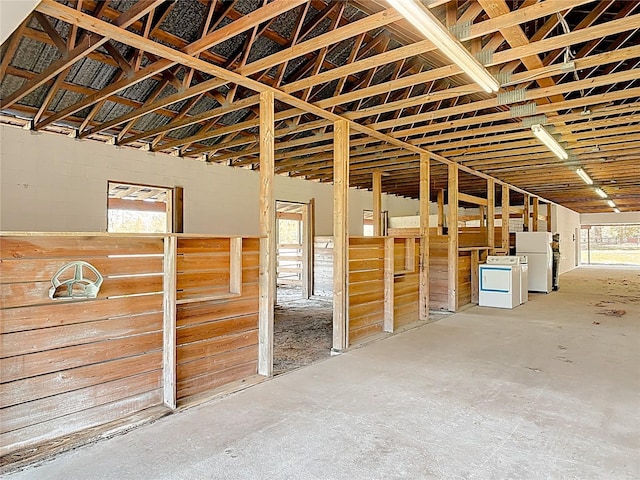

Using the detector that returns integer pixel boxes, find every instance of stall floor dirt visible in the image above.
[274,286,333,375]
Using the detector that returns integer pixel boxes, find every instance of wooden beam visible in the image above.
[448,163,458,312]
[258,90,275,377]
[1,0,164,110]
[487,179,495,250]
[373,171,382,236]
[36,0,308,131]
[238,9,402,77]
[434,189,443,235]
[547,203,553,233]
[162,235,176,409]
[172,186,183,233]
[384,237,394,332]
[458,192,488,206]
[501,185,510,252]
[471,249,480,304]
[419,153,430,320]
[332,119,349,352]
[523,194,530,232]
[532,197,540,231]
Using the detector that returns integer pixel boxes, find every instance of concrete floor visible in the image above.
[7,266,640,479]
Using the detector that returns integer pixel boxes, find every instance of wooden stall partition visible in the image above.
[0,234,165,456]
[389,227,449,312]
[459,227,488,247]
[457,251,472,309]
[348,237,385,345]
[429,233,449,310]
[393,237,420,329]
[175,237,260,402]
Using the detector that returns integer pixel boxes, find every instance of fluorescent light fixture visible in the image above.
[575,168,593,185]
[595,187,608,199]
[531,124,568,160]
[387,0,499,93]
[614,208,621,213]
[607,200,616,208]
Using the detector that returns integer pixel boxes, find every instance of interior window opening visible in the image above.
[107,182,173,233]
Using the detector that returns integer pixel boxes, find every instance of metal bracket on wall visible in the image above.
[49,261,104,300]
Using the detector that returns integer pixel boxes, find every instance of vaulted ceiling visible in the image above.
[1,0,638,213]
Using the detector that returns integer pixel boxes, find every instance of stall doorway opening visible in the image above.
[274,200,331,375]
[107,182,174,233]
[581,224,640,265]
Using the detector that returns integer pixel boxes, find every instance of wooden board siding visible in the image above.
[428,234,449,311]
[0,235,164,456]
[175,237,259,402]
[393,238,420,328]
[459,228,488,247]
[348,237,385,345]
[457,252,472,309]
[313,236,333,295]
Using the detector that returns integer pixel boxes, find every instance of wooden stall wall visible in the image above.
[457,251,472,309]
[428,233,449,310]
[393,238,420,328]
[388,227,450,311]
[0,235,164,456]
[313,236,333,296]
[348,237,385,345]
[175,237,259,402]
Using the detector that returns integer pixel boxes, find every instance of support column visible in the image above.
[332,120,349,352]
[501,184,510,253]
[448,163,458,312]
[487,179,495,252]
[162,235,177,409]
[419,153,430,320]
[258,91,275,376]
[373,171,382,236]
[437,189,445,235]
[523,194,530,232]
[547,203,553,232]
[532,197,539,231]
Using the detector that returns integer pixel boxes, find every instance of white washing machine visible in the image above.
[479,256,522,309]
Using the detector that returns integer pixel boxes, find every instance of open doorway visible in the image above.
[273,200,332,375]
[580,224,640,265]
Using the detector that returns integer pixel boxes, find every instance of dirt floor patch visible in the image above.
[274,286,333,375]
[597,309,627,317]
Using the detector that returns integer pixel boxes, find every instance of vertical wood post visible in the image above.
[162,235,177,409]
[383,237,394,332]
[309,198,315,295]
[448,163,458,312]
[419,153,430,320]
[172,186,184,233]
[437,189,445,235]
[230,237,242,295]
[523,194,530,232]
[547,203,553,232]
[501,184,510,252]
[532,197,539,231]
[258,90,275,376]
[301,202,312,299]
[373,171,382,236]
[332,120,349,352]
[487,179,495,252]
[471,249,480,304]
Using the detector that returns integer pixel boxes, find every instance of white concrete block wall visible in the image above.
[0,125,418,234]
[552,204,581,274]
